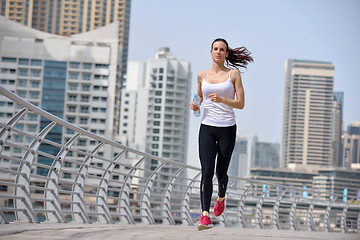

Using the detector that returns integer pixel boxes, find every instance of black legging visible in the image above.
[198,123,237,212]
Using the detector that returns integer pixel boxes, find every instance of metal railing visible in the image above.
[0,85,359,233]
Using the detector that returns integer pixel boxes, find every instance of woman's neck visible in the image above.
[212,61,227,73]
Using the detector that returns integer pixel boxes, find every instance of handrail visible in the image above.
[0,85,359,233]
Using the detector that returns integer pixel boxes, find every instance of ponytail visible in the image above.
[211,38,253,71]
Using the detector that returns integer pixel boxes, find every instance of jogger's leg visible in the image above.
[215,124,237,198]
[199,124,217,212]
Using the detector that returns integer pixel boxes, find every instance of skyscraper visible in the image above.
[0,0,131,133]
[342,121,360,169]
[0,0,130,37]
[250,135,279,168]
[281,59,335,171]
[228,137,247,178]
[119,48,191,170]
[0,16,123,177]
[331,91,343,166]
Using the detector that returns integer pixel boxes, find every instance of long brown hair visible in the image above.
[211,38,253,70]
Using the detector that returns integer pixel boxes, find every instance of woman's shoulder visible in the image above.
[230,68,240,76]
[197,70,206,77]
[230,69,241,79]
[230,69,241,85]
[197,70,206,81]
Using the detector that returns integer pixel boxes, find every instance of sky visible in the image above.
[127,0,360,168]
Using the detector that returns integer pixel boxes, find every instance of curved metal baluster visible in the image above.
[14,121,56,223]
[0,108,28,223]
[140,161,166,224]
[119,156,146,224]
[181,172,201,226]
[324,195,337,232]
[96,149,126,223]
[237,182,253,228]
[71,142,104,223]
[0,108,28,154]
[357,206,360,233]
[340,197,353,233]
[306,196,317,231]
[161,167,184,225]
[272,188,287,230]
[0,207,7,224]
[290,194,300,231]
[44,133,81,223]
[255,185,271,229]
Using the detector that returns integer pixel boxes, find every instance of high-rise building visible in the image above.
[347,120,360,135]
[341,121,360,169]
[119,48,191,171]
[331,91,343,166]
[0,0,130,37]
[281,59,335,171]
[0,0,132,133]
[0,16,123,177]
[228,137,247,178]
[250,135,279,168]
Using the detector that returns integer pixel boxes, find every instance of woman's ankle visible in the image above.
[217,196,225,203]
[202,211,209,216]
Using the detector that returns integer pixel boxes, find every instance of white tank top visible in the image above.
[201,70,236,127]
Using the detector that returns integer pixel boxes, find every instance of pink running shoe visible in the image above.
[197,214,213,231]
[214,197,225,217]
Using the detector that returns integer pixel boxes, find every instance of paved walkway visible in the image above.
[0,223,359,240]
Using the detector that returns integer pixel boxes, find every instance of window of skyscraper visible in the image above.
[69,83,77,90]
[15,124,24,131]
[83,63,92,69]
[68,106,76,112]
[30,92,39,99]
[2,57,16,63]
[95,63,109,69]
[70,72,79,80]
[18,80,27,87]
[81,96,89,102]
[28,114,37,121]
[31,69,41,77]
[82,73,91,80]
[70,62,80,68]
[82,84,90,91]
[31,59,42,66]
[18,69,28,77]
[17,91,26,98]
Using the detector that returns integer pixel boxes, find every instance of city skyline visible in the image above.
[126,0,360,168]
